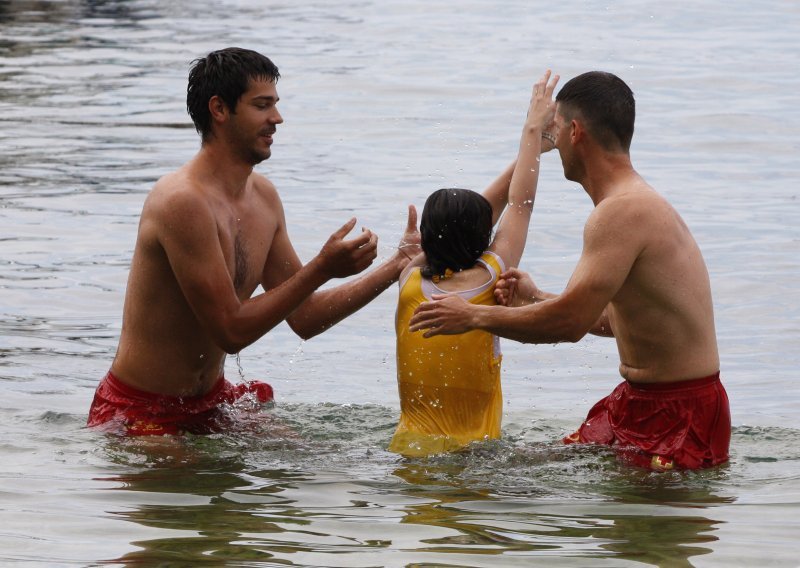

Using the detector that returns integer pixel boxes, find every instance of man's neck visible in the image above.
[579,152,640,206]
[193,142,255,197]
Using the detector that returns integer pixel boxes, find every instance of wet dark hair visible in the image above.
[420,188,493,279]
[186,47,280,141]
[555,71,635,152]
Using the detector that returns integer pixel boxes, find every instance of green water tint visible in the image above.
[87,403,796,567]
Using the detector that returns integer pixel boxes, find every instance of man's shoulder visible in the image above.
[249,171,281,201]
[148,171,195,200]
[143,171,212,225]
[594,186,668,220]
[147,159,194,191]
[584,190,667,253]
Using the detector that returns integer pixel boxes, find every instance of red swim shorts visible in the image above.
[563,372,730,470]
[87,371,274,436]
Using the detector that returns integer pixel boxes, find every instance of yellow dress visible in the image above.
[389,251,504,457]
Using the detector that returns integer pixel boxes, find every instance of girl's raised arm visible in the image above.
[489,71,559,269]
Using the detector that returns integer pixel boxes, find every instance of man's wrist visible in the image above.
[387,250,408,278]
[396,240,416,261]
[470,304,491,331]
[306,255,334,284]
[523,123,543,137]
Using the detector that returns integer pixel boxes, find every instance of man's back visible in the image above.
[595,185,720,383]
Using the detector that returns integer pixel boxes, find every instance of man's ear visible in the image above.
[208,95,228,123]
[570,118,584,144]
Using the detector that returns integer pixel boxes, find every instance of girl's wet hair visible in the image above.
[186,47,280,142]
[420,188,493,279]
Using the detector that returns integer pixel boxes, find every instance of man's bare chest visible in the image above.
[219,214,277,297]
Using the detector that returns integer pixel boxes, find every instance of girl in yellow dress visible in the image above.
[390,71,559,456]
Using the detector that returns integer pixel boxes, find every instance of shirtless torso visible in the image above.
[571,176,719,383]
[105,54,418,401]
[112,166,282,397]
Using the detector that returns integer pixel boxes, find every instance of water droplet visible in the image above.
[235,352,245,380]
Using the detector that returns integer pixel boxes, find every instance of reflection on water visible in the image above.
[87,403,746,566]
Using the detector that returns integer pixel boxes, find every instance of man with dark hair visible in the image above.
[88,47,419,435]
[409,71,730,470]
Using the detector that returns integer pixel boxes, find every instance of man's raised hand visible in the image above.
[317,218,378,278]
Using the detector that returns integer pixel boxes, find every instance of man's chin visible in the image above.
[561,159,578,182]
[249,150,271,165]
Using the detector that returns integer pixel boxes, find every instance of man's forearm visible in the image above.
[289,254,405,339]
[511,286,556,308]
[213,256,333,353]
[472,300,584,344]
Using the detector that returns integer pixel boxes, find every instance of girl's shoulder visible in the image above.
[431,252,504,293]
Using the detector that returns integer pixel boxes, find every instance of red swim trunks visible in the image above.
[563,372,730,470]
[87,371,274,436]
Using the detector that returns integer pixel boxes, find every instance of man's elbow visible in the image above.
[563,327,589,343]
[212,322,254,354]
[217,334,250,355]
[558,315,591,344]
[287,316,326,341]
[292,326,319,341]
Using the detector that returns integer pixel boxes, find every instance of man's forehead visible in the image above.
[245,77,279,98]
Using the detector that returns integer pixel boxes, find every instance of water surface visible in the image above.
[1,1,799,566]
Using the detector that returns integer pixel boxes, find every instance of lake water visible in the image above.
[1,1,799,566]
